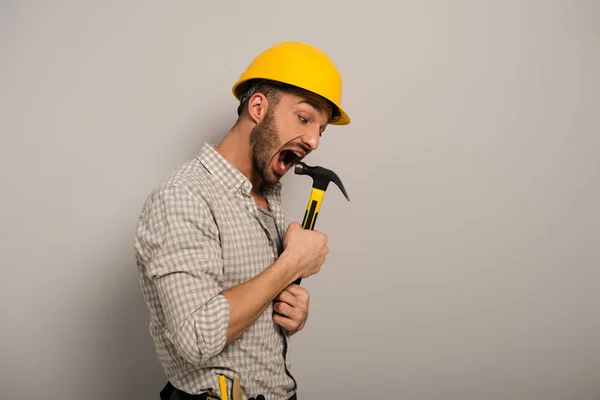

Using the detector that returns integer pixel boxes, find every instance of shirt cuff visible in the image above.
[196,293,230,360]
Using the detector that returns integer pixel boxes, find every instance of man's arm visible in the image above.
[221,220,327,342]
[221,250,299,344]
[135,184,231,365]
[221,216,329,342]
[135,185,327,364]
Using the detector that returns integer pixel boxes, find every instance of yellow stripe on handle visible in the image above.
[302,188,325,230]
[295,188,326,285]
[219,375,228,400]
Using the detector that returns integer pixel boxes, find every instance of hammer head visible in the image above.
[294,161,350,201]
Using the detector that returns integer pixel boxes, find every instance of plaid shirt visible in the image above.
[134,143,296,399]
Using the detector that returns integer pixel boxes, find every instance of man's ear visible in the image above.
[247,93,269,124]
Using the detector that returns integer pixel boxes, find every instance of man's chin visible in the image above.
[265,174,282,185]
[257,168,282,187]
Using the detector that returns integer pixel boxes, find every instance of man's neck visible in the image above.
[214,123,263,194]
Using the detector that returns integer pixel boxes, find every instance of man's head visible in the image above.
[239,79,334,185]
[230,41,351,186]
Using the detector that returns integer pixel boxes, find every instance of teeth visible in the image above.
[280,160,286,170]
[293,151,302,158]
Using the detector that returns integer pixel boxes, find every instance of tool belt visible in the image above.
[160,381,297,400]
[160,381,219,400]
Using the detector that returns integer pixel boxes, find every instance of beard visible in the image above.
[249,109,283,186]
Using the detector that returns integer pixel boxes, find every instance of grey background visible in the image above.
[1,1,599,399]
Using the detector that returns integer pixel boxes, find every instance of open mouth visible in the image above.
[275,149,304,175]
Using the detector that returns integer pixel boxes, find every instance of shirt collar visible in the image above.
[197,142,282,198]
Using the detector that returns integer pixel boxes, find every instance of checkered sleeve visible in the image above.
[136,184,229,365]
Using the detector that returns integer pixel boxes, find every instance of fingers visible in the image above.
[273,310,306,333]
[279,284,310,302]
[275,286,309,308]
[273,300,301,320]
[273,285,309,332]
[272,313,298,331]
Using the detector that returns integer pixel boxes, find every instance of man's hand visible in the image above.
[283,221,328,280]
[272,284,310,335]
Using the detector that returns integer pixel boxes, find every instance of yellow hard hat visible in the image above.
[232,41,351,125]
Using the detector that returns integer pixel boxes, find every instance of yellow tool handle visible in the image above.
[219,375,228,400]
[301,187,325,230]
[295,188,326,285]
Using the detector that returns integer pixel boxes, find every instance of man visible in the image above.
[134,41,351,400]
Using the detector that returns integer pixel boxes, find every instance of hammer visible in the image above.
[293,161,349,285]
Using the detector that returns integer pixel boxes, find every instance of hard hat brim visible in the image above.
[232,78,351,126]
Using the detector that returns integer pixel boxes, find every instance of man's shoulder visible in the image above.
[141,156,218,212]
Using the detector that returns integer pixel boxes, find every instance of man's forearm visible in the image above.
[221,251,299,344]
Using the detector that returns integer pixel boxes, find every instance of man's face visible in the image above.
[250,91,331,185]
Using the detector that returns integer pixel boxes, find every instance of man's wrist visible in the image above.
[275,250,301,286]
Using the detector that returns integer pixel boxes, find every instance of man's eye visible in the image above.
[298,115,308,124]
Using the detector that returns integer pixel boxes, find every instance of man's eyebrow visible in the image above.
[298,98,322,112]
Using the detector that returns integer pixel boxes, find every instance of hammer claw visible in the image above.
[335,177,350,201]
[294,161,350,201]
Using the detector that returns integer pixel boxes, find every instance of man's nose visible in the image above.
[301,129,321,151]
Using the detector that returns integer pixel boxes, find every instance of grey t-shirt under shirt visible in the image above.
[257,206,284,256]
